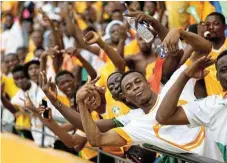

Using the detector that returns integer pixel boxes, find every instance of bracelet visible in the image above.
[55,101,62,110]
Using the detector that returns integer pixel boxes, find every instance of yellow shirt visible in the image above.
[24,51,34,63]
[165,2,190,29]
[24,38,36,63]
[57,92,98,160]
[96,62,130,119]
[145,62,156,80]
[28,38,36,53]
[15,111,31,130]
[189,2,215,23]
[1,74,19,99]
[201,2,215,22]
[205,39,227,96]
[124,39,140,56]
[2,1,18,17]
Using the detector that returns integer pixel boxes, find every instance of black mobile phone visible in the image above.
[41,99,49,119]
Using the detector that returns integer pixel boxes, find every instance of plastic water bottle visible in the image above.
[123,11,154,43]
[156,40,184,59]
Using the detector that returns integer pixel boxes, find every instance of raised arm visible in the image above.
[1,83,18,114]
[37,107,86,149]
[23,94,87,150]
[123,5,169,41]
[116,25,127,58]
[65,47,97,80]
[84,31,126,72]
[161,29,212,82]
[39,9,64,49]
[76,84,126,147]
[60,4,100,56]
[156,56,215,125]
[39,72,116,132]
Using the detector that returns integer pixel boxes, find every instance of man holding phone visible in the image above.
[4,65,63,147]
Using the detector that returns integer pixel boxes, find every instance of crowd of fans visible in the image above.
[1,1,227,163]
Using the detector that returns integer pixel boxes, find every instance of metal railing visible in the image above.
[0,116,223,163]
[97,145,222,163]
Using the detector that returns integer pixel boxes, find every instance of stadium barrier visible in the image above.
[0,117,223,163]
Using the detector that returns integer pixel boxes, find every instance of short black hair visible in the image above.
[3,53,19,61]
[120,71,146,91]
[144,1,157,7]
[107,71,123,83]
[12,65,27,76]
[55,70,74,84]
[125,2,145,10]
[17,47,28,52]
[216,50,227,68]
[24,60,40,78]
[206,12,226,25]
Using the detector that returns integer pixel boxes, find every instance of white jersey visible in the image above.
[183,95,227,162]
[11,81,64,147]
[114,109,145,127]
[113,64,217,159]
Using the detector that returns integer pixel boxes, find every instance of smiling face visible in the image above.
[110,24,121,44]
[205,15,225,42]
[216,54,227,91]
[4,54,19,72]
[56,74,75,98]
[121,72,153,107]
[13,71,30,91]
[107,72,124,101]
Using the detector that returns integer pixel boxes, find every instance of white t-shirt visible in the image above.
[1,20,24,54]
[63,35,75,49]
[183,95,227,162]
[114,108,145,126]
[80,49,105,72]
[11,81,64,147]
[114,65,206,154]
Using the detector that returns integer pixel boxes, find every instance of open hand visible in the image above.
[162,29,181,54]
[21,92,39,115]
[123,3,155,30]
[118,25,128,41]
[184,56,215,79]
[40,71,58,101]
[76,76,101,103]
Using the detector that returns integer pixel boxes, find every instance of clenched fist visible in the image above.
[83,31,101,45]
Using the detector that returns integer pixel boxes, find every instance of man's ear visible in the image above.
[119,92,124,99]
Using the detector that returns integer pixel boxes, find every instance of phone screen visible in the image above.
[43,109,49,119]
[42,99,48,107]
[41,99,49,119]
